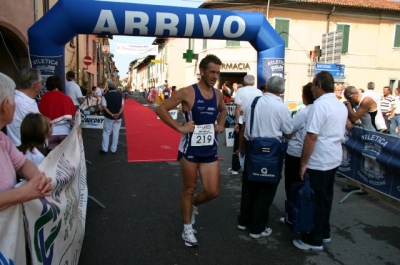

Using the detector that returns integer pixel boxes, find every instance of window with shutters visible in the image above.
[226,40,240,47]
[275,19,289,48]
[394,24,400,48]
[336,24,350,53]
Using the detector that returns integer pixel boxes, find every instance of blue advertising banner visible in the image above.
[30,55,63,85]
[263,58,285,79]
[338,127,400,201]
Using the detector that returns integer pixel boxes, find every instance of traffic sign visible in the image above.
[83,55,92,66]
[315,63,345,78]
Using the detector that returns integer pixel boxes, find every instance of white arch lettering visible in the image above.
[155,12,179,36]
[124,11,149,35]
[199,14,220,37]
[184,14,195,36]
[94,10,246,39]
[223,16,246,38]
[93,10,119,34]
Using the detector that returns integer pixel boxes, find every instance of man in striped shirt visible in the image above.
[380,86,395,133]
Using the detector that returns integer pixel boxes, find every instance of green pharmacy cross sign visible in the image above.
[183,49,198,63]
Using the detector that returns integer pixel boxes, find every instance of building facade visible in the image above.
[0,0,116,89]
[128,0,400,101]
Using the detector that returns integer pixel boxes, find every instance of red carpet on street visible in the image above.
[124,99,181,162]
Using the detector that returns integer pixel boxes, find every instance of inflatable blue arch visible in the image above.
[28,0,285,86]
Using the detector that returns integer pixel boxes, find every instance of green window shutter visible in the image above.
[276,19,289,48]
[203,39,207,50]
[337,24,350,53]
[394,24,400,48]
[226,40,240,47]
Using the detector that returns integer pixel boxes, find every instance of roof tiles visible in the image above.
[294,0,400,10]
[204,0,400,11]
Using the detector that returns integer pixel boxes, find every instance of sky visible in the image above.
[108,0,204,78]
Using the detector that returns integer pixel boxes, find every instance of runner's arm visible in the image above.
[347,98,372,122]
[215,89,227,134]
[156,87,194,134]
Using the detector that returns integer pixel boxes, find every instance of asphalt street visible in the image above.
[78,92,400,265]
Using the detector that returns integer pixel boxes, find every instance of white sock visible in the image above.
[184,224,193,230]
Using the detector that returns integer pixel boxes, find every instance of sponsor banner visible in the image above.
[338,127,400,201]
[157,110,178,120]
[116,43,158,56]
[0,112,87,265]
[263,58,284,79]
[225,128,235,147]
[82,115,105,129]
[30,54,63,93]
[0,205,27,264]
[23,112,87,265]
[26,112,87,264]
[226,103,235,117]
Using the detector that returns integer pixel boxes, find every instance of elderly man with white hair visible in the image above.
[6,68,43,146]
[99,81,124,154]
[237,76,293,239]
[0,72,52,211]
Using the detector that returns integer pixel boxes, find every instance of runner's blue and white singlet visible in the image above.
[178,84,219,157]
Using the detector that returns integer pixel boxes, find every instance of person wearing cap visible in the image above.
[65,71,84,109]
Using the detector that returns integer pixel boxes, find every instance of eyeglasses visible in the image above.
[37,80,44,85]
[345,93,354,100]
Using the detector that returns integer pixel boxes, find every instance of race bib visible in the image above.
[191,124,215,146]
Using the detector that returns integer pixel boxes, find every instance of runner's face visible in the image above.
[200,62,220,87]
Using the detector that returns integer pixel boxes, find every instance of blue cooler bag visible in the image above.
[284,173,315,233]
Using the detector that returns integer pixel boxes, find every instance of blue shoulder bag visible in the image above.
[245,96,287,183]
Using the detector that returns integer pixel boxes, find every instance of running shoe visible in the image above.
[249,227,273,238]
[293,239,323,251]
[182,228,199,247]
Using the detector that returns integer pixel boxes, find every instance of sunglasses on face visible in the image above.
[345,93,354,100]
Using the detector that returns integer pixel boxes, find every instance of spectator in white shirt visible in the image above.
[293,71,347,252]
[6,68,42,146]
[65,71,84,109]
[95,83,103,97]
[228,75,262,175]
[363,81,381,106]
[388,87,400,137]
[380,86,395,132]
